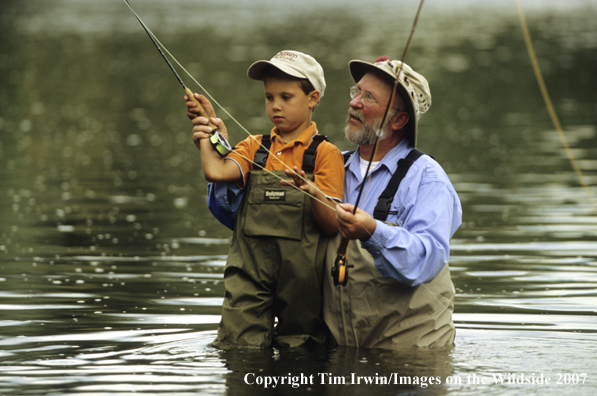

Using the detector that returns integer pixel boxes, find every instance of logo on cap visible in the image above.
[274,51,299,62]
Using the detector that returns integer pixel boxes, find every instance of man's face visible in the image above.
[344,72,396,145]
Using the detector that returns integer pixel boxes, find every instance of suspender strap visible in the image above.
[373,148,425,221]
[253,135,272,169]
[302,135,328,173]
[252,134,328,173]
[343,150,355,164]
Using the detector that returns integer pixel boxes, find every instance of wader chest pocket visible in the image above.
[244,182,305,241]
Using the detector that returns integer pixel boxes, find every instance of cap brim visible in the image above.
[349,60,395,85]
[349,60,418,146]
[247,60,307,81]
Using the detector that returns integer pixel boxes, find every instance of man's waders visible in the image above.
[324,149,456,349]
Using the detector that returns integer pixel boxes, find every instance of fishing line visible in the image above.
[354,0,597,264]
[122,0,334,209]
[516,0,597,212]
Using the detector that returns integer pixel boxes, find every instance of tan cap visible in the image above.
[349,57,431,146]
[247,50,326,97]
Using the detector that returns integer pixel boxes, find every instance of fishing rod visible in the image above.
[123,0,232,156]
[332,0,426,286]
[123,0,341,205]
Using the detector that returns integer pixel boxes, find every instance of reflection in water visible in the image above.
[1,0,597,395]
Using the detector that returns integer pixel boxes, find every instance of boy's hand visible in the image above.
[283,166,339,236]
[185,92,214,120]
[282,166,316,195]
[192,116,226,151]
[184,92,229,149]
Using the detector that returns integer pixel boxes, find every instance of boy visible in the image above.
[186,50,344,348]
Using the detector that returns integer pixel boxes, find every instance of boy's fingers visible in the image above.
[191,116,209,126]
[210,117,223,127]
[194,93,217,118]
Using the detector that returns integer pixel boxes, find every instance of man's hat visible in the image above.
[348,57,431,146]
[247,50,326,97]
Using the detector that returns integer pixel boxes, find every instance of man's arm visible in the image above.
[337,180,461,287]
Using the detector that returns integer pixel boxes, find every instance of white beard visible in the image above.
[344,108,395,146]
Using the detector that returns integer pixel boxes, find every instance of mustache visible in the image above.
[348,108,365,123]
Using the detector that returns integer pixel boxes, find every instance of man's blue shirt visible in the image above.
[344,139,462,286]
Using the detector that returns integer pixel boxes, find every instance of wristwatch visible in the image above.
[209,130,233,157]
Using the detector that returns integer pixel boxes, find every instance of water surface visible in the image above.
[1,0,597,394]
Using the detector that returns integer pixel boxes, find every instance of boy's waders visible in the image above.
[213,170,328,348]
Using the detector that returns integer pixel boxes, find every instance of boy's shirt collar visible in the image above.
[270,122,318,147]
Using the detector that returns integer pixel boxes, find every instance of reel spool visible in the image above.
[331,255,353,286]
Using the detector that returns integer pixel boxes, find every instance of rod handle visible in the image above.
[336,237,350,257]
[185,87,218,131]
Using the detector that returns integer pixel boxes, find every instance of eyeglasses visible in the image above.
[349,86,405,113]
[350,86,384,107]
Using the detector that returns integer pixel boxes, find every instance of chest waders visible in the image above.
[324,149,456,349]
[213,135,329,348]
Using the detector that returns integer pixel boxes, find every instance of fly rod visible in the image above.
[124,0,228,142]
[332,0,426,286]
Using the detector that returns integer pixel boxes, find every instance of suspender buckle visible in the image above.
[373,197,393,220]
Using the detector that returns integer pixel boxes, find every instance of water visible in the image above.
[1,0,597,394]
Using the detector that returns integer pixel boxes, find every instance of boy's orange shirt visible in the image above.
[226,122,344,201]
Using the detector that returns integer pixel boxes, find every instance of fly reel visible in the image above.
[331,254,353,286]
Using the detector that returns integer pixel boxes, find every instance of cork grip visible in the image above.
[185,87,218,131]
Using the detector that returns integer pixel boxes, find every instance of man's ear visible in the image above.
[390,110,409,131]
[308,90,320,110]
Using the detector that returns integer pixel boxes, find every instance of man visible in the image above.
[205,57,462,349]
[323,57,461,349]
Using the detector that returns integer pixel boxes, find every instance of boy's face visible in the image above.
[263,78,319,138]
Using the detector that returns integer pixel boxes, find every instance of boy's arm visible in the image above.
[186,94,241,183]
[283,167,339,236]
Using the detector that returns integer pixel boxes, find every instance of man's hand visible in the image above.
[336,203,377,241]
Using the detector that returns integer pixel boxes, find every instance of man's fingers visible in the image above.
[338,203,355,212]
[337,203,355,220]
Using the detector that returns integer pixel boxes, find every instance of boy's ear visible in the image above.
[307,90,320,110]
